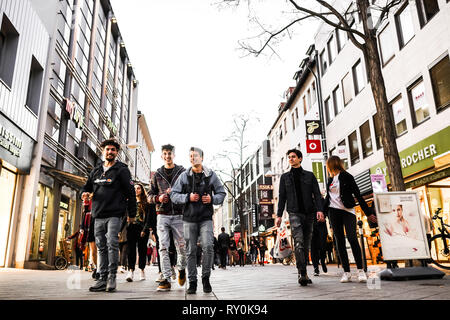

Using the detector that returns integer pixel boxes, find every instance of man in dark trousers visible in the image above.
[81,139,137,292]
[218,227,230,269]
[276,149,324,287]
[311,219,329,276]
[171,147,226,294]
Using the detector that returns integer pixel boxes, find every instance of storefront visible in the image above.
[0,113,35,267]
[370,126,450,264]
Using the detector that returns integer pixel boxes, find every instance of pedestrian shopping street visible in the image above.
[0,264,449,300]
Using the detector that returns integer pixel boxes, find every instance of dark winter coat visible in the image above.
[148,165,185,215]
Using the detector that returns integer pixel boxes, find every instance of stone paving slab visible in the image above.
[0,264,449,300]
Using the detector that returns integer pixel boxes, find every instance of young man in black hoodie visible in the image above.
[171,147,226,294]
[81,139,136,292]
[148,144,186,291]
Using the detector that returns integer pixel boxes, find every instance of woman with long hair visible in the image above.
[126,183,154,282]
[323,156,377,283]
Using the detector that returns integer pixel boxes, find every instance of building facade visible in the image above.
[315,0,450,263]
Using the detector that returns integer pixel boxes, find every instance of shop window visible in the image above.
[408,78,430,127]
[0,14,19,88]
[391,96,407,137]
[342,72,353,106]
[0,164,17,266]
[26,56,44,116]
[378,24,395,66]
[348,130,360,166]
[30,184,52,261]
[395,3,415,48]
[430,55,450,112]
[352,59,365,95]
[416,0,439,27]
[359,120,373,158]
[325,97,334,124]
[372,113,383,150]
[332,85,343,115]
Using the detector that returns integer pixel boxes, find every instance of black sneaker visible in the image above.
[178,269,186,286]
[202,277,212,293]
[322,264,328,273]
[314,268,320,276]
[298,274,308,287]
[106,274,116,292]
[187,281,197,294]
[306,275,313,284]
[89,276,107,292]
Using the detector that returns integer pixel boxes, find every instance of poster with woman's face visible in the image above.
[374,192,430,260]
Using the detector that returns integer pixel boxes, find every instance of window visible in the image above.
[378,24,395,66]
[307,89,312,111]
[320,49,327,74]
[348,130,360,166]
[338,140,349,169]
[279,125,283,141]
[303,96,307,115]
[338,26,347,50]
[342,72,353,105]
[352,60,365,95]
[291,113,296,131]
[327,35,337,64]
[430,55,450,112]
[25,56,44,115]
[408,79,430,126]
[395,3,415,48]
[332,86,343,115]
[359,120,373,158]
[284,118,287,135]
[325,97,334,124]
[0,14,19,88]
[295,107,299,125]
[311,82,317,105]
[416,0,439,27]
[391,96,407,136]
[373,113,383,150]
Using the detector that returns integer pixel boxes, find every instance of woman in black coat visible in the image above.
[323,156,377,283]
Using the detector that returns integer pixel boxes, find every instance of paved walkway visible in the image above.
[0,264,449,300]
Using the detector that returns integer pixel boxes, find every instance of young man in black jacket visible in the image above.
[171,147,226,294]
[276,149,325,286]
[217,227,230,269]
[81,139,137,292]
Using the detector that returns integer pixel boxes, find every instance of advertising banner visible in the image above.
[306,139,322,153]
[371,174,388,193]
[305,120,322,135]
[374,192,430,260]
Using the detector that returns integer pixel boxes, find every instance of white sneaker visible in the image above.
[118,266,125,274]
[340,272,352,283]
[139,270,146,281]
[126,270,134,282]
[155,272,164,283]
[357,269,367,283]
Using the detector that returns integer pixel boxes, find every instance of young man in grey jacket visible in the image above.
[170,147,226,294]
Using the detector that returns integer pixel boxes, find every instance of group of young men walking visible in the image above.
[81,140,225,294]
[81,139,377,294]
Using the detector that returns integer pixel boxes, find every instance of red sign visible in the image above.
[306,140,322,153]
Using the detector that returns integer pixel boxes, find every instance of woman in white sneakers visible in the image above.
[323,156,378,283]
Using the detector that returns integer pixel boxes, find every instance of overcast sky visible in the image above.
[109,0,319,172]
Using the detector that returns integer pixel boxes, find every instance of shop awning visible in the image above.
[41,165,88,189]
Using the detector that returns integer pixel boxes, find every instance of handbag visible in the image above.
[273,219,293,259]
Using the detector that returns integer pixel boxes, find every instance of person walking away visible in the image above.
[80,194,98,279]
[237,239,245,266]
[249,236,259,267]
[323,156,377,283]
[229,236,238,267]
[66,228,85,269]
[126,183,153,282]
[276,149,325,287]
[212,236,219,270]
[81,139,137,292]
[171,147,226,294]
[311,218,328,276]
[258,238,267,266]
[148,144,187,291]
[218,227,230,269]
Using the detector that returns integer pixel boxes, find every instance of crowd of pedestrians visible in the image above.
[76,139,377,294]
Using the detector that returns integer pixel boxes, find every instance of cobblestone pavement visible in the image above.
[0,264,449,300]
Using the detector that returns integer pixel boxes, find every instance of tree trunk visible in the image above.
[358,0,405,191]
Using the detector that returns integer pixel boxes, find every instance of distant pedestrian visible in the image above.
[171,147,226,294]
[258,238,267,266]
[229,236,238,267]
[323,156,377,283]
[218,227,230,269]
[80,194,98,279]
[81,139,137,292]
[237,239,246,267]
[148,144,187,291]
[118,216,128,274]
[66,228,85,270]
[311,219,328,276]
[249,236,259,267]
[276,149,324,287]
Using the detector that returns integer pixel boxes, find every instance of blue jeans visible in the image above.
[156,214,186,280]
[95,217,121,278]
[184,220,214,282]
